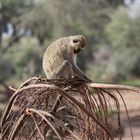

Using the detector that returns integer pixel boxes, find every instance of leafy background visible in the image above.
[0,0,140,108]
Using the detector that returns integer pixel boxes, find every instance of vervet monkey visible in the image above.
[43,35,91,82]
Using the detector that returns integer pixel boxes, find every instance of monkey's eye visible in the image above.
[73,39,79,44]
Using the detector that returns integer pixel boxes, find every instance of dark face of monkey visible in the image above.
[70,35,87,54]
[74,48,81,54]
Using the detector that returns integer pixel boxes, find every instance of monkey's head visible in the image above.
[70,35,87,54]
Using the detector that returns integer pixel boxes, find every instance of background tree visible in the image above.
[87,6,140,84]
[0,0,139,91]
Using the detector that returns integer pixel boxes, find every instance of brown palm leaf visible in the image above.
[0,77,139,140]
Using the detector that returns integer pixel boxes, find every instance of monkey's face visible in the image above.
[70,35,87,54]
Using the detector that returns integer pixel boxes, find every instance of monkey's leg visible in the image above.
[52,60,73,79]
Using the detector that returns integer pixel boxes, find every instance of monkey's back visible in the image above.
[43,37,72,78]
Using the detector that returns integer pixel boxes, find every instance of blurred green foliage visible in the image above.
[0,0,140,88]
[4,37,42,83]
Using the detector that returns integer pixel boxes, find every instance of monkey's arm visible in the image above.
[51,58,91,82]
[70,60,91,82]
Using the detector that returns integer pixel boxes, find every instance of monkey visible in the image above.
[42,35,91,82]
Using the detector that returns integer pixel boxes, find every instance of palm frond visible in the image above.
[1,77,139,140]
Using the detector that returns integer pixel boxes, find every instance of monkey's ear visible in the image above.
[73,39,80,44]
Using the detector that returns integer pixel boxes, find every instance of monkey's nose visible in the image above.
[80,36,86,48]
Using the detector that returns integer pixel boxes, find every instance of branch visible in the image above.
[88,83,140,93]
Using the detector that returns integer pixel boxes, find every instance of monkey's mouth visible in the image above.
[74,48,81,54]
